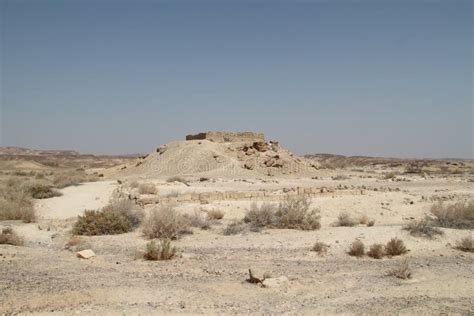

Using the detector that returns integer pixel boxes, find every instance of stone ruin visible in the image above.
[185,131,265,143]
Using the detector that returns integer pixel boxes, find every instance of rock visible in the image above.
[77,249,95,259]
[263,276,289,288]
[253,141,269,152]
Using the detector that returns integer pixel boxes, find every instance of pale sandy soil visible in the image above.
[1,175,473,314]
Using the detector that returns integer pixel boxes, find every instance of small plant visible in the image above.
[311,241,329,255]
[358,214,369,225]
[336,212,358,227]
[385,238,408,256]
[367,243,385,259]
[207,209,225,220]
[223,220,247,235]
[0,227,24,246]
[142,205,191,239]
[367,219,375,227]
[388,259,412,279]
[348,240,365,257]
[0,179,36,223]
[138,183,157,195]
[144,239,176,260]
[403,219,443,238]
[22,181,62,199]
[383,172,397,180]
[455,236,474,253]
[275,197,321,230]
[430,201,474,229]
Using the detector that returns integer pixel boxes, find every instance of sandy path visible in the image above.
[35,181,117,219]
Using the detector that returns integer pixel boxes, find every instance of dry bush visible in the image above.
[21,181,62,199]
[388,259,412,279]
[223,220,247,235]
[244,203,276,228]
[184,210,211,230]
[430,201,474,229]
[73,209,132,236]
[0,179,36,223]
[455,236,474,253]
[403,219,443,238]
[138,183,157,195]
[383,172,397,180]
[52,172,99,189]
[385,238,408,256]
[275,197,321,230]
[142,205,191,239]
[144,239,176,260]
[64,235,84,250]
[166,176,188,185]
[207,209,225,220]
[311,241,329,255]
[0,227,24,246]
[367,243,385,259]
[348,240,365,257]
[367,219,375,227]
[102,198,144,228]
[336,212,358,227]
[129,181,139,189]
[358,214,369,225]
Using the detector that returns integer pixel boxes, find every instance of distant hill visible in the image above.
[0,146,80,156]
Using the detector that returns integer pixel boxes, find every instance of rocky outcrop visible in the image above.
[186,131,265,143]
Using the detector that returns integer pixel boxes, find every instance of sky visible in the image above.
[1,0,472,158]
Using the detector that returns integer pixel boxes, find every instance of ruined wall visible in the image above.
[186,131,265,143]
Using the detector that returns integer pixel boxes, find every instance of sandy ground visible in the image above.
[1,175,473,314]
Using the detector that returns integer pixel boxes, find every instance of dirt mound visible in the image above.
[116,137,319,178]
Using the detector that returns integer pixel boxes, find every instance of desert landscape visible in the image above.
[0,131,473,314]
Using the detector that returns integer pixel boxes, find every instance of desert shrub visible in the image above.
[129,181,139,188]
[52,172,98,189]
[385,238,408,256]
[73,209,132,236]
[404,164,423,174]
[348,240,365,257]
[383,172,397,180]
[101,198,143,228]
[167,176,188,185]
[275,197,321,230]
[403,219,443,238]
[142,206,191,239]
[388,259,412,279]
[367,219,375,227]
[244,203,277,228]
[138,183,157,195]
[332,175,350,180]
[336,212,358,227]
[21,181,62,199]
[358,214,369,225]
[367,243,385,259]
[311,241,329,255]
[430,201,474,229]
[0,227,24,246]
[207,209,225,220]
[455,236,474,253]
[185,210,211,230]
[144,239,176,261]
[223,220,247,235]
[0,179,36,222]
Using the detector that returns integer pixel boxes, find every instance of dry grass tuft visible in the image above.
[455,235,474,253]
[385,238,408,256]
[244,203,276,228]
[388,259,412,279]
[358,214,369,225]
[144,239,176,260]
[403,219,443,238]
[430,201,474,229]
[275,197,321,230]
[138,183,157,195]
[0,227,24,246]
[311,241,329,255]
[0,179,36,223]
[185,210,211,230]
[142,205,191,239]
[336,212,358,227]
[367,243,385,259]
[207,209,225,220]
[348,240,365,257]
[367,219,375,227]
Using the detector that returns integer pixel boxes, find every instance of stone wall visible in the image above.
[185,131,265,143]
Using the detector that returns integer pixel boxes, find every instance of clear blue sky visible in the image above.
[1,0,472,158]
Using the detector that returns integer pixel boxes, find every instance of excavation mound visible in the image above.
[116,133,319,178]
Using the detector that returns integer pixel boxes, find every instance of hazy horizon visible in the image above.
[1,0,473,159]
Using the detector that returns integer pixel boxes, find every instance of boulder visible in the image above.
[77,249,95,259]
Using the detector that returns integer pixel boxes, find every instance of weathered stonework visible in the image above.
[186,131,265,143]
